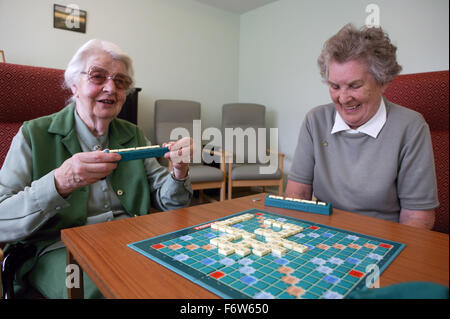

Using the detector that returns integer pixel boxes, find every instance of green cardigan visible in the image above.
[16,103,151,281]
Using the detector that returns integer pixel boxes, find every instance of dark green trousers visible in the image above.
[348,282,449,299]
[28,247,103,299]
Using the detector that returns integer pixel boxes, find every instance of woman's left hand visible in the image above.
[163,137,194,179]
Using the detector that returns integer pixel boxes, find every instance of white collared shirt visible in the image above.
[331,99,386,138]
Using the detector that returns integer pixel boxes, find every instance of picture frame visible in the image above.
[0,50,5,62]
[53,4,87,33]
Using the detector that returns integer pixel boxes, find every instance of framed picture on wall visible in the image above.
[53,4,87,33]
[0,50,5,62]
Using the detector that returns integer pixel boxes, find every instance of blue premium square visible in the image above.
[241,275,257,285]
[323,275,340,285]
[201,258,216,266]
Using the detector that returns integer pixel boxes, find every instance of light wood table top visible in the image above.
[61,193,449,299]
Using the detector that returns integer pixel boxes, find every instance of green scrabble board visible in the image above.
[128,209,405,299]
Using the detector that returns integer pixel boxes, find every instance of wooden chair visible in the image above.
[154,99,226,201]
[222,103,285,200]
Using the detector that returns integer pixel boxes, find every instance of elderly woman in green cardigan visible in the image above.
[0,39,193,298]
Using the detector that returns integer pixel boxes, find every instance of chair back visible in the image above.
[154,99,201,145]
[0,62,71,168]
[221,103,266,164]
[384,70,449,233]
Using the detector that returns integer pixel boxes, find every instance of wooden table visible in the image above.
[61,194,449,299]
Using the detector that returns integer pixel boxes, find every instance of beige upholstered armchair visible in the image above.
[222,103,284,200]
[154,100,226,201]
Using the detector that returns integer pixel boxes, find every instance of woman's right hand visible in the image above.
[54,151,122,198]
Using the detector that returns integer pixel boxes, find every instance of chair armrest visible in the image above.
[202,146,233,159]
[266,148,285,158]
[266,149,285,173]
[201,147,222,157]
[201,147,229,171]
[266,149,285,166]
[226,149,285,170]
[206,147,234,174]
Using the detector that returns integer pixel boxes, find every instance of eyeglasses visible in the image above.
[80,66,132,90]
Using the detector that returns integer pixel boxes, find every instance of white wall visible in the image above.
[0,0,240,141]
[239,0,450,180]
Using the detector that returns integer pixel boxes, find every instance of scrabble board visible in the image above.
[128,209,405,299]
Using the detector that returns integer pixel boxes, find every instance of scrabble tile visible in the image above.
[220,234,235,241]
[271,246,287,257]
[264,219,275,226]
[217,241,232,249]
[242,232,256,239]
[235,247,251,257]
[281,240,295,249]
[281,223,296,230]
[277,230,293,238]
[254,228,265,235]
[232,233,242,240]
[272,222,284,228]
[269,240,284,247]
[253,247,271,257]
[233,229,247,235]
[218,225,229,232]
[218,246,235,256]
[237,240,252,248]
[224,226,235,234]
[210,222,222,230]
[265,235,281,243]
[292,244,308,253]
[268,195,283,200]
[250,241,266,249]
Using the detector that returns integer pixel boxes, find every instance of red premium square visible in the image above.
[210,271,225,279]
[348,270,364,278]
[151,244,165,250]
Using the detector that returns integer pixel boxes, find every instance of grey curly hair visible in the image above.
[317,24,402,85]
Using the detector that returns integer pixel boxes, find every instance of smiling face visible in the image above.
[71,51,128,130]
[328,59,387,129]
